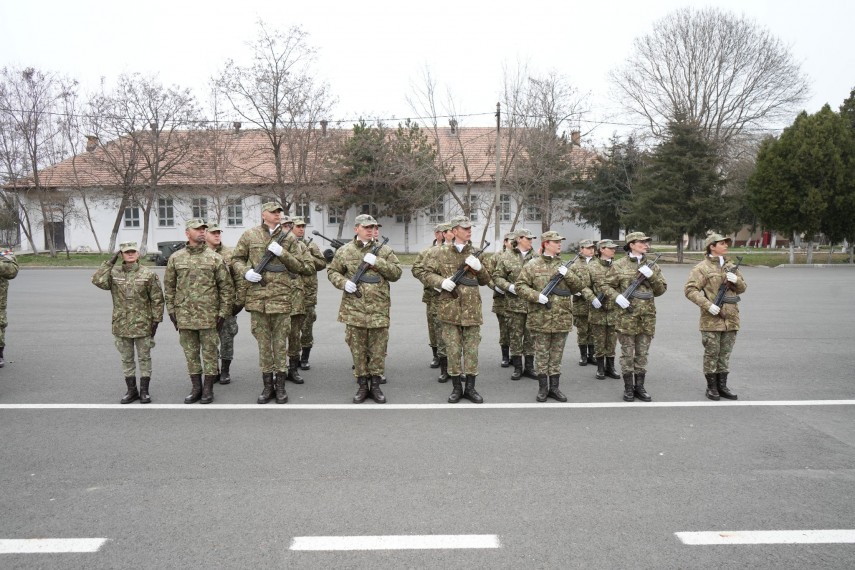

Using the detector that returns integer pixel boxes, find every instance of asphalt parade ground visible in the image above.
[1,265,854,568]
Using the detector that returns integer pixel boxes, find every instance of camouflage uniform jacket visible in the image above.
[164,243,233,329]
[484,253,507,316]
[570,257,596,317]
[0,252,19,312]
[327,238,402,328]
[212,243,247,308]
[423,242,491,327]
[300,238,327,307]
[684,256,747,332]
[492,248,538,314]
[92,260,164,337]
[516,254,588,333]
[613,254,667,332]
[231,224,314,314]
[587,257,621,326]
[411,242,442,304]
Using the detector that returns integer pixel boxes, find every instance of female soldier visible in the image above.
[587,239,621,380]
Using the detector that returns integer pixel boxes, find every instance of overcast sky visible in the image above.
[2,0,852,145]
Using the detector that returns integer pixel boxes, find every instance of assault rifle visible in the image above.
[620,252,662,312]
[712,256,743,310]
[253,225,293,285]
[351,236,389,298]
[541,253,580,309]
[449,241,491,299]
[312,230,348,263]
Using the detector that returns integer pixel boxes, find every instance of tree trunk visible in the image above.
[789,233,795,264]
[403,218,410,254]
[140,201,152,257]
[676,239,684,264]
[80,191,103,253]
[107,196,127,253]
[806,241,814,264]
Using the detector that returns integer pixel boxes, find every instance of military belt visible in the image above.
[722,295,741,304]
[551,288,573,297]
[630,291,654,300]
[457,276,479,287]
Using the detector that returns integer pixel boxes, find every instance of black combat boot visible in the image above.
[369,375,387,404]
[429,346,440,368]
[437,356,449,383]
[500,345,510,368]
[0,346,5,367]
[511,356,523,381]
[578,345,588,366]
[463,374,484,404]
[274,371,288,404]
[595,357,606,380]
[353,376,369,404]
[184,374,202,404]
[121,376,139,404]
[622,373,635,402]
[300,347,312,370]
[705,373,720,400]
[219,359,232,385]
[448,376,463,403]
[287,358,304,384]
[717,372,738,400]
[139,376,151,404]
[536,374,549,402]
[257,373,274,404]
[379,374,388,384]
[604,357,621,379]
[200,375,216,404]
[548,374,568,402]
[634,372,652,402]
[587,345,597,365]
[523,355,537,379]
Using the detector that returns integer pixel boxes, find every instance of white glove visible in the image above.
[508,284,516,295]
[441,278,456,292]
[592,298,602,309]
[244,269,263,283]
[538,293,549,305]
[465,255,482,271]
[363,253,377,266]
[726,272,737,284]
[267,241,284,257]
[708,304,721,316]
[558,266,568,276]
[638,265,653,278]
[495,286,505,295]
[615,294,630,309]
[344,280,358,293]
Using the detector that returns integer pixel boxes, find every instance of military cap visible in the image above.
[704,232,732,249]
[503,231,516,241]
[185,218,207,229]
[578,239,596,248]
[261,201,284,213]
[291,217,306,226]
[449,215,473,229]
[354,214,379,227]
[516,228,536,239]
[541,230,566,241]
[597,238,618,249]
[119,241,139,252]
[434,222,449,233]
[623,231,651,251]
[206,222,222,232]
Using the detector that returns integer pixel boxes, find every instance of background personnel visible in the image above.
[205,222,240,385]
[588,239,622,380]
[571,239,599,367]
[292,217,327,371]
[0,249,18,368]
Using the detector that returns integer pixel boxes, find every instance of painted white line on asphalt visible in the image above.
[0,538,108,553]
[676,530,855,545]
[1,400,854,410]
[290,534,500,550]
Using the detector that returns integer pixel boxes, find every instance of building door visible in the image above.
[44,221,66,250]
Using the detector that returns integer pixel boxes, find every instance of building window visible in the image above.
[192,197,208,220]
[227,198,243,226]
[500,194,512,222]
[124,207,140,228]
[428,201,445,224]
[463,194,479,222]
[294,201,311,224]
[157,198,174,227]
[360,203,379,217]
[524,204,542,222]
[328,206,345,225]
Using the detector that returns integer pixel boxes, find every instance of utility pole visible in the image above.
[494,102,501,251]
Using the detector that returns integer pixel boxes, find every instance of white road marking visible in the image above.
[0,538,108,554]
[0,400,854,410]
[289,534,501,550]
[676,530,855,545]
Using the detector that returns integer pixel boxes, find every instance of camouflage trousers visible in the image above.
[618,333,653,374]
[701,330,738,374]
[506,311,533,357]
[288,313,306,359]
[442,323,481,376]
[0,308,6,347]
[250,311,291,374]
[345,325,389,377]
[497,313,509,346]
[591,323,617,358]
[178,328,220,376]
[300,305,317,348]
[574,312,593,345]
[217,315,239,361]
[426,298,446,357]
[114,335,154,377]
[532,331,569,377]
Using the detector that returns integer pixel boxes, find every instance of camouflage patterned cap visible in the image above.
[206,222,222,232]
[261,201,284,213]
[623,231,651,251]
[503,231,516,241]
[434,222,452,233]
[449,215,473,229]
[541,230,566,241]
[578,239,596,249]
[597,239,618,249]
[354,214,379,227]
[291,217,306,226]
[704,233,732,249]
[516,228,536,239]
[119,241,139,252]
[185,218,207,229]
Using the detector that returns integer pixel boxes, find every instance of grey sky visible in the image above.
[2,0,851,145]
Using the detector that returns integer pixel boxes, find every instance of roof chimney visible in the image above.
[233,121,241,133]
[320,120,328,136]
[571,130,581,146]
[85,135,99,152]
[449,118,458,133]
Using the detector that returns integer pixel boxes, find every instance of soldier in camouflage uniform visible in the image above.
[92,241,164,403]
[165,219,234,405]
[613,232,667,402]
[571,239,599,367]
[280,217,315,385]
[486,232,515,369]
[293,217,327,371]
[327,214,402,404]
[205,223,240,385]
[684,233,747,401]
[0,249,18,368]
[516,231,590,402]
[412,222,451,382]
[423,216,491,403]
[587,239,621,380]
[232,202,314,405]
[492,228,538,380]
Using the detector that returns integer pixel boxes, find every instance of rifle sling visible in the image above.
[630,291,654,300]
[722,295,740,304]
[353,272,381,284]
[550,288,573,297]
[457,276,479,287]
